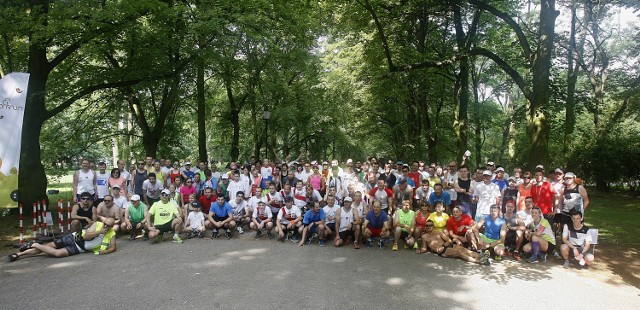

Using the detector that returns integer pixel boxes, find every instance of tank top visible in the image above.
[562,185,583,213]
[397,210,415,232]
[339,207,355,232]
[169,170,181,184]
[517,184,532,211]
[77,170,95,194]
[503,213,518,228]
[394,187,412,207]
[309,174,323,190]
[415,211,429,229]
[77,204,94,220]
[484,216,505,240]
[134,170,147,195]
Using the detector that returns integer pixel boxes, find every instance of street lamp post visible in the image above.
[263,107,270,160]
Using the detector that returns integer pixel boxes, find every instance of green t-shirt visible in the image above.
[149,201,178,226]
[128,202,147,223]
[397,209,415,232]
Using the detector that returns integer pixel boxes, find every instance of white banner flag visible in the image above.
[0,72,29,208]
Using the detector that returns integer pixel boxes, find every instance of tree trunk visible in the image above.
[527,0,558,167]
[196,58,207,162]
[564,0,578,157]
[452,5,472,163]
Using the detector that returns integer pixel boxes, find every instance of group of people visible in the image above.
[9,155,595,270]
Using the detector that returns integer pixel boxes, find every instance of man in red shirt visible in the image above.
[531,168,557,226]
[446,206,475,248]
[198,187,217,216]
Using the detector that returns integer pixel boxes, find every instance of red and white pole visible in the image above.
[42,200,48,237]
[58,199,64,235]
[67,199,71,231]
[37,202,42,236]
[32,203,37,238]
[19,204,23,245]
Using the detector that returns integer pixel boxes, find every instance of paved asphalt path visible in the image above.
[1,233,639,309]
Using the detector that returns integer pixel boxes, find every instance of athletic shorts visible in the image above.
[55,234,81,256]
[400,230,410,240]
[130,221,142,230]
[367,227,382,237]
[308,223,319,234]
[569,245,594,258]
[339,229,354,240]
[480,234,502,246]
[214,216,227,223]
[505,230,517,246]
[155,220,173,233]
[326,223,336,232]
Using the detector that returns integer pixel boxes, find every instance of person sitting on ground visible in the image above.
[392,200,416,251]
[70,191,97,232]
[415,179,434,208]
[230,191,250,234]
[207,194,237,239]
[362,201,391,249]
[522,206,556,263]
[276,196,302,241]
[146,189,183,243]
[298,201,327,247]
[560,210,594,269]
[9,218,117,262]
[472,204,507,261]
[96,194,121,232]
[427,201,450,233]
[121,195,148,240]
[323,195,340,241]
[517,196,535,227]
[446,205,475,248]
[250,201,274,239]
[412,202,430,253]
[111,185,128,219]
[334,196,361,249]
[420,219,488,265]
[503,200,526,260]
[184,203,206,238]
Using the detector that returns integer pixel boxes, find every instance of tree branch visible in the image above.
[469,47,532,102]
[358,0,396,71]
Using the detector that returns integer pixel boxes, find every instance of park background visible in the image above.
[0,0,639,288]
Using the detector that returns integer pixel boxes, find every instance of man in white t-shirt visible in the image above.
[250,201,273,239]
[473,170,501,222]
[111,185,129,218]
[444,161,459,206]
[276,196,302,241]
[95,162,110,206]
[230,192,250,233]
[323,195,340,240]
[142,172,164,207]
[185,204,205,238]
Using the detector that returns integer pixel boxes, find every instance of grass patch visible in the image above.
[583,189,640,246]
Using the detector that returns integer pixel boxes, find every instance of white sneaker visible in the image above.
[237,226,244,234]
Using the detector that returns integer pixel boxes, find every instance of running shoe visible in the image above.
[198,231,204,238]
[172,235,183,243]
[563,260,570,269]
[513,250,522,261]
[255,231,263,239]
[494,255,502,262]
[237,226,244,234]
[392,243,399,251]
[290,234,299,242]
[527,255,539,264]
[319,239,325,247]
[480,250,490,266]
[378,239,385,249]
[366,238,373,248]
[211,229,219,239]
[267,232,273,239]
[540,253,547,262]
[225,229,231,240]
[153,234,163,243]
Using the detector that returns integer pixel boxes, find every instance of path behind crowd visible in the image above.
[1,237,639,309]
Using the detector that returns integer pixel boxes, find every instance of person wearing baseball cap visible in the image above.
[558,172,589,228]
[146,188,183,243]
[122,194,149,240]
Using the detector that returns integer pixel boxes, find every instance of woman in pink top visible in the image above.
[179,179,196,208]
[517,171,533,211]
[108,168,127,196]
[308,164,323,191]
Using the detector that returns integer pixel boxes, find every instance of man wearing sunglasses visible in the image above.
[9,218,117,262]
[70,192,97,232]
[146,189,184,243]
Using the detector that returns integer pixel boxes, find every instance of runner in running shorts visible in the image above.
[276,196,302,241]
[334,196,361,248]
[392,200,415,251]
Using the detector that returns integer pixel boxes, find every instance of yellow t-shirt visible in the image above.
[149,201,178,226]
[427,212,449,232]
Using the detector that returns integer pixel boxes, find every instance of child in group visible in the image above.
[184,203,205,238]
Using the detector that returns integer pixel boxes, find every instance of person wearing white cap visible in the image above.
[473,170,501,222]
[146,189,183,243]
[121,194,148,240]
[334,196,361,248]
[492,167,508,191]
[558,172,589,226]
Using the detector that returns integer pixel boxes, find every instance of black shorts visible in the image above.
[55,234,81,256]
[505,230,517,246]
[155,220,173,233]
[326,223,336,232]
[339,229,354,240]
[400,230,410,239]
[214,216,227,223]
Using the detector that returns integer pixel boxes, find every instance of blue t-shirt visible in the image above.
[484,216,505,240]
[428,192,452,206]
[209,201,233,218]
[183,170,196,181]
[492,178,508,192]
[303,209,326,225]
[365,210,389,229]
[395,178,416,188]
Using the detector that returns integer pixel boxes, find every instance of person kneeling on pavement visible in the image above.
[560,210,594,269]
[146,189,184,243]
